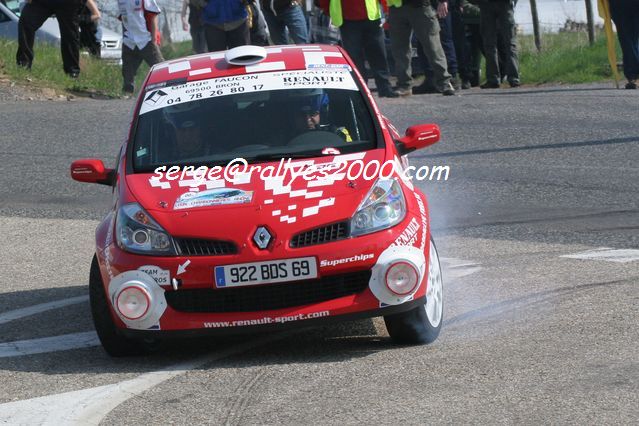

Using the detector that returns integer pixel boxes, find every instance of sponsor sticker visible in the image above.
[138,265,170,286]
[321,147,341,155]
[143,89,168,106]
[320,253,374,268]
[174,188,253,210]
[390,217,420,247]
[307,63,352,70]
[139,69,358,115]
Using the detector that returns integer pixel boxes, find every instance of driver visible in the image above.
[173,119,203,158]
[292,91,353,142]
[163,103,207,159]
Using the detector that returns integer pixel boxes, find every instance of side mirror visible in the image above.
[395,124,441,156]
[70,159,115,186]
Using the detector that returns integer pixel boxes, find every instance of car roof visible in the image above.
[146,45,351,87]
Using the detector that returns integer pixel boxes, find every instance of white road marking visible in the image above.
[0,296,88,325]
[0,332,99,358]
[0,333,292,425]
[440,257,483,279]
[561,248,639,263]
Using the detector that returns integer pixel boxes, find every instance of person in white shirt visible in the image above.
[118,0,164,93]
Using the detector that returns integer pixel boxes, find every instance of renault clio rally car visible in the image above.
[71,44,444,357]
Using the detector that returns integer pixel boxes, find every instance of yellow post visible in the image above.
[597,0,621,88]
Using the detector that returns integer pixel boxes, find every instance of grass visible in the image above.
[518,30,622,85]
[0,31,624,97]
[0,38,194,97]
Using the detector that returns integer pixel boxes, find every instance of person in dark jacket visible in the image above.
[261,0,308,44]
[16,0,84,77]
[181,0,207,54]
[78,0,102,58]
[608,0,638,89]
[248,0,269,46]
[479,0,519,88]
[202,0,250,51]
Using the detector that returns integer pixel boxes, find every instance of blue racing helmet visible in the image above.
[293,89,329,115]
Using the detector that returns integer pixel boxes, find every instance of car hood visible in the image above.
[125,149,389,240]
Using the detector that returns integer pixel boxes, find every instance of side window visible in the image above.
[0,10,11,23]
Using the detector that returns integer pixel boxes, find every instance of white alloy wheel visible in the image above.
[425,239,443,328]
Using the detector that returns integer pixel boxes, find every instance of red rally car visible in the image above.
[71,44,445,356]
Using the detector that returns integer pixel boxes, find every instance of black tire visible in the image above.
[384,238,444,345]
[89,255,158,357]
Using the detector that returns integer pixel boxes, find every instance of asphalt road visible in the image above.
[0,83,637,424]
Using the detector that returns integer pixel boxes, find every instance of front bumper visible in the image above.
[119,296,426,339]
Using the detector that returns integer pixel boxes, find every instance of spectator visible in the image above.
[203,0,250,51]
[608,0,638,89]
[79,0,102,58]
[450,0,469,88]
[248,0,270,46]
[387,0,455,96]
[16,0,84,77]
[260,0,309,44]
[413,2,460,94]
[479,0,519,88]
[181,0,207,54]
[460,0,482,87]
[118,0,164,93]
[309,5,340,45]
[318,0,399,98]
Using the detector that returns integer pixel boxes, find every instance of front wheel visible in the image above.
[384,238,444,344]
[89,255,159,357]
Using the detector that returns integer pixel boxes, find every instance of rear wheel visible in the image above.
[89,255,159,357]
[384,238,444,344]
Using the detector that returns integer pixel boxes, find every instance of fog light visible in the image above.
[385,261,419,295]
[116,286,150,320]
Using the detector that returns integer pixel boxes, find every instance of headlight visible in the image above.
[116,203,176,255]
[351,178,406,236]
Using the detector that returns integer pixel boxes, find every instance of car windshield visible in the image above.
[131,68,378,172]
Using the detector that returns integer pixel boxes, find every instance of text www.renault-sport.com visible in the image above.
[203,311,330,328]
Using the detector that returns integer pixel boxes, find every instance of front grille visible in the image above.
[290,221,349,248]
[165,270,371,313]
[174,238,238,256]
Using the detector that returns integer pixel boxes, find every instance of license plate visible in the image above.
[214,257,317,288]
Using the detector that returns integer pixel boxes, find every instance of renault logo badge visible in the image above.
[253,226,271,249]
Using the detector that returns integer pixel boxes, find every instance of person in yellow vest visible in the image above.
[319,0,399,98]
[386,0,455,96]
